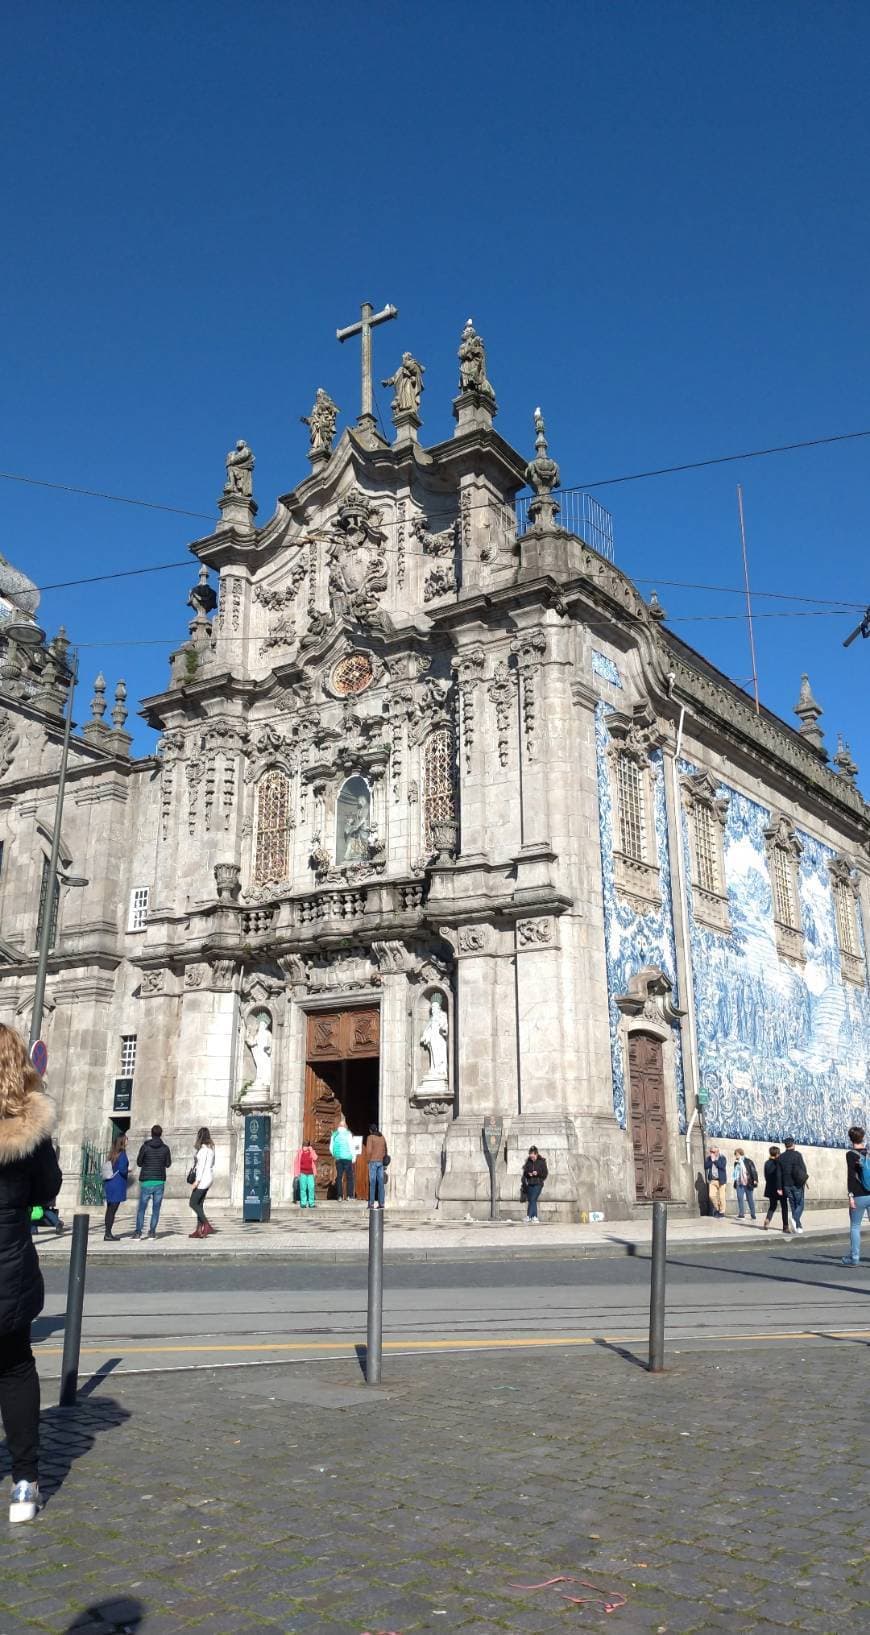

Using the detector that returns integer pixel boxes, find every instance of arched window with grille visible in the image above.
[253,768,291,886]
[424,726,457,852]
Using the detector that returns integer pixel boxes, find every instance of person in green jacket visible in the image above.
[329,1118,355,1200]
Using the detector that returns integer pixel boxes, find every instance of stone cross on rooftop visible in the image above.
[336,300,398,439]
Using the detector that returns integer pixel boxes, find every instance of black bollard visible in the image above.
[648,1200,667,1373]
[366,1206,384,1386]
[59,1211,90,1407]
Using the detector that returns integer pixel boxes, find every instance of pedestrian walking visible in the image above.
[705,1145,727,1217]
[330,1117,355,1200]
[732,1148,757,1221]
[134,1124,172,1239]
[364,1124,388,1209]
[187,1127,216,1239]
[778,1137,809,1234]
[296,1138,318,1209]
[102,1133,130,1240]
[0,1023,63,1523]
[762,1145,789,1232]
[521,1146,548,1224]
[841,1125,870,1266]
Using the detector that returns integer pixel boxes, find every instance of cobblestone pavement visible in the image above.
[2,1340,867,1635]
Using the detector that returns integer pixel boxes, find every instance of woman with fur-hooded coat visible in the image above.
[0,1024,62,1522]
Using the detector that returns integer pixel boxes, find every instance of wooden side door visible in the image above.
[303,1064,342,1195]
[628,1032,670,1201]
[304,1009,380,1197]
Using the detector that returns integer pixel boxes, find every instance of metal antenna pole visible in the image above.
[737,485,760,716]
[30,648,77,1051]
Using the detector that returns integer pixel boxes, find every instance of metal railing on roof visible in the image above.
[514,490,615,561]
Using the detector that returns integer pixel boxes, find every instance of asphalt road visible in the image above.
[34,1243,869,1378]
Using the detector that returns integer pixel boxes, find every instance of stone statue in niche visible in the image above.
[420,992,449,1087]
[336,774,371,864]
[246,1009,273,1091]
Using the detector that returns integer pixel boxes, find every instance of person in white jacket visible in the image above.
[188,1128,216,1239]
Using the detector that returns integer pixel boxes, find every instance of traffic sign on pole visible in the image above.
[31,1040,48,1077]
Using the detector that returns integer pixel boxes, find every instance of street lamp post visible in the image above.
[28,648,78,1053]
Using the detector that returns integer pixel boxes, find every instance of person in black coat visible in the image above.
[762,1145,789,1233]
[521,1146,548,1224]
[0,1024,62,1523]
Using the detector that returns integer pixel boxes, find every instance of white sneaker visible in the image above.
[9,1481,40,1523]
[530,1217,540,1225]
[794,1225,804,1234]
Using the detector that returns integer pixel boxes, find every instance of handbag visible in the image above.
[186,1159,197,1185]
[101,1160,114,1182]
[383,1153,391,1170]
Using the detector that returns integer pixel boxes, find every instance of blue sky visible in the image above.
[3,1,869,769]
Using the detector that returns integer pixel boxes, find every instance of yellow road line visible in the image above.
[33,1328,870,1358]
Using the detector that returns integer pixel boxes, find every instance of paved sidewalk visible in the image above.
[2,1340,866,1633]
[33,1203,852,1262]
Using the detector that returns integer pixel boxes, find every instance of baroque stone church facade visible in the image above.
[0,315,868,1216]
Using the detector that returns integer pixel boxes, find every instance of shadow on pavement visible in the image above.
[63,1597,144,1633]
[0,1386,130,1506]
[665,1252,869,1300]
[592,1337,649,1372]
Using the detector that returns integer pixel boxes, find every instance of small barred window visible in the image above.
[772,846,796,928]
[694,804,718,894]
[254,768,290,886]
[834,879,859,957]
[424,727,456,852]
[617,755,645,862]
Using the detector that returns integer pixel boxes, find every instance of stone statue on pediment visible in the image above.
[224,439,255,497]
[458,318,494,399]
[301,388,339,455]
[383,352,425,414]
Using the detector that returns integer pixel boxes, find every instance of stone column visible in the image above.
[438,927,518,1216]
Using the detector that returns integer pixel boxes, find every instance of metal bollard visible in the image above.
[647,1200,667,1373]
[366,1205,384,1386]
[59,1211,90,1407]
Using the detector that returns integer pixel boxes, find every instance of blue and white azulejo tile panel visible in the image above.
[679,763,870,1146]
[591,650,622,688]
[595,705,686,1130]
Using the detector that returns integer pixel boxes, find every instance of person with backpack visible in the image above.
[732,1148,758,1221]
[841,1125,870,1266]
[102,1133,130,1241]
[329,1117,355,1200]
[778,1137,808,1234]
[762,1145,789,1233]
[296,1138,318,1209]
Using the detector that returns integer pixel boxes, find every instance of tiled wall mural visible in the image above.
[679,766,870,1146]
[591,650,622,688]
[594,705,686,1130]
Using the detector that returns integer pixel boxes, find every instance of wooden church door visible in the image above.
[628,1031,671,1201]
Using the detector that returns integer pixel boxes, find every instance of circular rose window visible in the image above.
[331,652,374,696]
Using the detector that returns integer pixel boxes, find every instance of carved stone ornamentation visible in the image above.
[214,861,242,903]
[371,939,412,974]
[487,660,516,768]
[209,960,236,991]
[0,710,20,778]
[523,407,561,529]
[327,488,390,627]
[457,924,491,954]
[605,701,667,765]
[452,649,485,774]
[516,917,554,947]
[185,964,206,988]
[423,564,455,603]
[614,966,687,1024]
[511,631,547,759]
[793,673,825,753]
[412,516,456,557]
[140,968,165,996]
